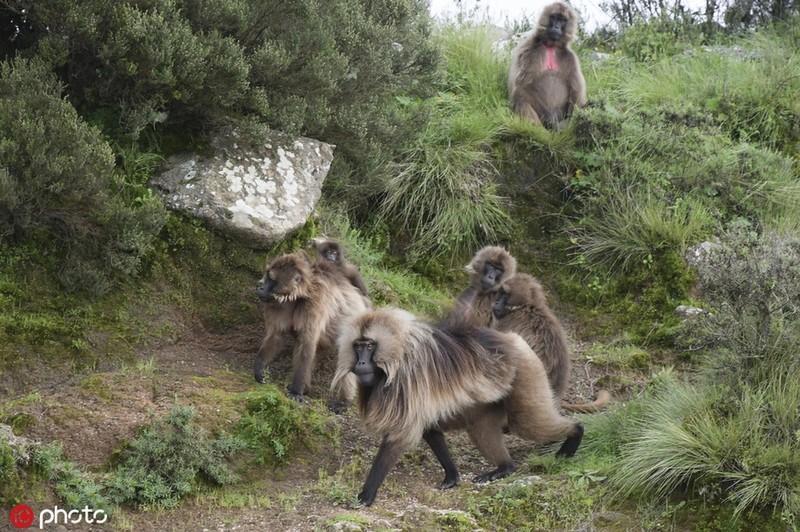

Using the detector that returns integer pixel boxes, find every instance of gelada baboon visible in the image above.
[254,251,368,408]
[331,307,583,506]
[493,273,610,413]
[508,1,587,129]
[453,245,517,327]
[308,237,369,296]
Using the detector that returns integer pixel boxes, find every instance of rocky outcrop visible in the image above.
[151,131,335,247]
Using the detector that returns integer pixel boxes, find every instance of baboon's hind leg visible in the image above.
[466,408,516,483]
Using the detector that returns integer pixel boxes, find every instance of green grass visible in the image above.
[590,374,800,521]
[619,34,800,152]
[379,24,517,265]
[568,189,714,273]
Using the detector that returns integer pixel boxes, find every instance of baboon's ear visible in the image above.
[298,249,313,263]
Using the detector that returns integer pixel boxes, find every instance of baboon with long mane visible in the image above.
[331,307,584,506]
[308,237,369,296]
[508,1,587,129]
[452,245,517,327]
[493,273,610,413]
[254,251,368,409]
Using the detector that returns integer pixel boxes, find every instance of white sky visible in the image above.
[428,0,615,31]
[429,0,712,31]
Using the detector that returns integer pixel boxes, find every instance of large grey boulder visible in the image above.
[151,131,335,247]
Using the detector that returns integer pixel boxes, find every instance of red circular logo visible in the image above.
[9,504,34,529]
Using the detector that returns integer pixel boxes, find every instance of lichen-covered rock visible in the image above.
[151,131,334,247]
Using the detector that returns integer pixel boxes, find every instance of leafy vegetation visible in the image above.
[0,59,167,293]
[105,406,243,509]
[235,386,335,466]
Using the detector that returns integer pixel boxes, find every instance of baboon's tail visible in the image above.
[561,389,611,413]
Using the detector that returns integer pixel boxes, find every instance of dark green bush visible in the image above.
[105,405,244,509]
[0,58,167,292]
[22,0,439,208]
[617,14,705,61]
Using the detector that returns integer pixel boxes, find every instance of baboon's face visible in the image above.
[257,255,311,303]
[479,261,505,292]
[352,337,382,387]
[468,247,516,294]
[308,238,342,264]
[321,244,340,264]
[545,13,568,43]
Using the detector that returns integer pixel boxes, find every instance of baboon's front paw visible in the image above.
[287,391,306,403]
[327,400,349,414]
[438,475,460,490]
[473,465,514,484]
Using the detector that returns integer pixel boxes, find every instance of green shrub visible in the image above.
[105,405,244,509]
[28,442,109,510]
[616,14,704,62]
[0,58,166,292]
[677,224,800,386]
[26,0,440,211]
[235,385,335,466]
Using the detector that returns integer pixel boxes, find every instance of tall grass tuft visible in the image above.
[594,228,800,521]
[382,143,511,263]
[612,375,800,518]
[568,188,714,272]
[380,24,514,264]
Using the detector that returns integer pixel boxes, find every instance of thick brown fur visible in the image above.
[452,246,517,327]
[493,274,610,413]
[508,1,587,129]
[308,237,369,296]
[254,251,369,406]
[332,306,583,506]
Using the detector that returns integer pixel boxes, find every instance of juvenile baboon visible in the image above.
[493,273,610,413]
[254,251,368,408]
[331,307,584,506]
[308,237,369,296]
[508,1,587,129]
[452,246,517,327]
